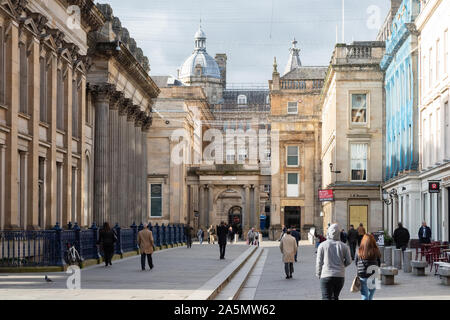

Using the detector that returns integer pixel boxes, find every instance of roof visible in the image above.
[152,76,184,88]
[220,90,270,111]
[281,66,328,80]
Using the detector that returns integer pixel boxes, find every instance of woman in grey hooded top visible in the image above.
[315,223,352,300]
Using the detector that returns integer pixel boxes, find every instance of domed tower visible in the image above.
[179,26,224,104]
[283,38,302,76]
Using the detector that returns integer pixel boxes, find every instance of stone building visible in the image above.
[415,0,449,241]
[0,0,103,230]
[269,40,326,239]
[321,41,385,234]
[381,0,421,236]
[148,27,271,237]
[87,4,159,227]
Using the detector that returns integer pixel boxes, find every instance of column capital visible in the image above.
[89,83,116,103]
[126,105,140,122]
[135,110,146,127]
[119,98,133,116]
[141,116,152,132]
[110,91,124,111]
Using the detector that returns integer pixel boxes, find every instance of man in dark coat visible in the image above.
[393,222,410,251]
[340,229,347,244]
[347,225,358,260]
[290,227,301,262]
[418,222,432,244]
[217,221,228,259]
[97,222,116,267]
[185,225,194,248]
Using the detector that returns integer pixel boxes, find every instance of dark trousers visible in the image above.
[349,241,357,260]
[219,242,226,259]
[357,235,363,246]
[103,245,114,266]
[141,253,153,270]
[284,263,294,277]
[320,277,345,300]
[186,236,192,248]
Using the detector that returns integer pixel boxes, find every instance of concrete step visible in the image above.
[214,247,263,300]
[186,245,258,300]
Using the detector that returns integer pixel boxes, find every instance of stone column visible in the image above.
[0,144,5,230]
[118,103,129,227]
[93,84,113,225]
[244,185,251,232]
[142,118,150,223]
[199,185,206,228]
[403,250,412,273]
[134,112,143,224]
[109,92,122,225]
[253,184,260,230]
[208,184,214,227]
[127,106,137,224]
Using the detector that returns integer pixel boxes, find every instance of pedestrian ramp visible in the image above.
[185,246,262,300]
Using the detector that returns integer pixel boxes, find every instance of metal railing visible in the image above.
[0,222,186,268]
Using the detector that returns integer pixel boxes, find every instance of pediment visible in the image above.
[0,0,16,17]
[22,17,39,34]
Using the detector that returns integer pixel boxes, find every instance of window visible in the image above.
[19,41,28,114]
[71,167,77,223]
[287,102,298,114]
[237,95,247,105]
[265,148,271,161]
[57,68,64,130]
[286,146,299,166]
[429,47,433,88]
[423,118,428,167]
[72,76,79,138]
[286,173,299,197]
[150,184,162,217]
[226,147,235,162]
[351,143,368,181]
[38,158,45,228]
[56,162,63,223]
[238,148,247,162]
[40,57,47,122]
[0,26,4,105]
[264,185,270,193]
[445,102,449,159]
[266,95,270,105]
[351,94,367,123]
[444,29,448,74]
[436,39,440,81]
[423,56,427,92]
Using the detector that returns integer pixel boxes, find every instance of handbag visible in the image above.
[350,276,361,293]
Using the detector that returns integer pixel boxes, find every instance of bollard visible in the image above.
[403,250,412,273]
[384,246,393,266]
[379,246,385,264]
[393,248,402,269]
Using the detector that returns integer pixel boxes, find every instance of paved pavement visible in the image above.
[249,241,450,300]
[1,240,449,300]
[0,243,248,300]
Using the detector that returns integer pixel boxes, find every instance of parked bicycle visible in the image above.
[64,242,82,265]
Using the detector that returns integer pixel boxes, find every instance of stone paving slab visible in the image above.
[0,243,248,300]
[252,241,450,300]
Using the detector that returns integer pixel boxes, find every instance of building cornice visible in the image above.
[415,0,442,31]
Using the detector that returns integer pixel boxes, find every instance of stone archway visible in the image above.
[213,188,243,226]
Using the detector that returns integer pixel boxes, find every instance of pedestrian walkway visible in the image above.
[249,241,450,300]
[0,243,248,300]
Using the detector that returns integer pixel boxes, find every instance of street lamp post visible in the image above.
[382,188,398,234]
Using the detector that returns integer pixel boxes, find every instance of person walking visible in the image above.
[185,224,194,248]
[280,229,298,279]
[228,226,234,244]
[393,222,410,251]
[291,227,300,262]
[355,234,381,300]
[217,222,228,259]
[247,227,256,245]
[316,223,352,300]
[347,225,358,260]
[357,223,366,246]
[418,222,432,244]
[197,228,204,244]
[340,229,347,244]
[208,225,216,244]
[138,223,154,271]
[97,222,116,267]
[278,225,287,241]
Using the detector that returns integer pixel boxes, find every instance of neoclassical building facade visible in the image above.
[0,0,104,230]
[0,1,159,230]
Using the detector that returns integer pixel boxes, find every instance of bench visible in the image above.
[411,260,428,276]
[380,267,398,285]
[437,266,450,285]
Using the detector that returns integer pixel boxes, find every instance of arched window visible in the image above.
[84,154,90,226]
[237,94,247,105]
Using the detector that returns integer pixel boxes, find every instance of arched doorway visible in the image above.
[228,206,243,239]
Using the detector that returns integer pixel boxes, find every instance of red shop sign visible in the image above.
[319,189,334,202]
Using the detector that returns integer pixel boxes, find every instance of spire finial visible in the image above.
[273,56,278,73]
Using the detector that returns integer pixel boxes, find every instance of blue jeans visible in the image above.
[360,277,376,300]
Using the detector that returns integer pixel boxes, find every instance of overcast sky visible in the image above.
[100,0,391,84]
